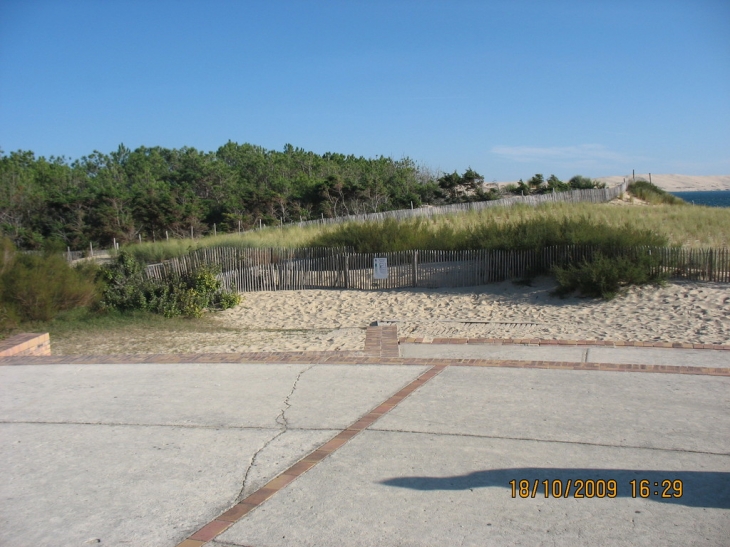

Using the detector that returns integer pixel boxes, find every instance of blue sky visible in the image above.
[1,0,728,180]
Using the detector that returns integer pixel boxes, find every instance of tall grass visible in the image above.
[121,224,330,264]
[118,200,730,263]
[309,215,668,252]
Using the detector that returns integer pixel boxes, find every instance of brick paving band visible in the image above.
[174,364,447,546]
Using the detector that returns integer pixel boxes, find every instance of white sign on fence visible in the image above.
[373,257,388,279]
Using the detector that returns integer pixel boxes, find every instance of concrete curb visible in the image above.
[398,336,730,351]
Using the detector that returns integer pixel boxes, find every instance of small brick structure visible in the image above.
[0,333,51,357]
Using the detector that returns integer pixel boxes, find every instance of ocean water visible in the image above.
[670,191,730,208]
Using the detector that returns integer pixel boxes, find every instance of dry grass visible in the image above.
[122,200,730,263]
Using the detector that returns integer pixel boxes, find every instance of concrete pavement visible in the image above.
[400,343,730,368]
[1,336,728,546]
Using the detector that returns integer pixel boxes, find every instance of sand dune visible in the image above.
[597,174,730,192]
[495,174,730,192]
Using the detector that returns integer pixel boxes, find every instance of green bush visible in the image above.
[99,252,241,318]
[0,242,100,322]
[627,180,685,205]
[552,251,666,299]
[547,174,569,192]
[569,175,605,190]
[216,290,242,309]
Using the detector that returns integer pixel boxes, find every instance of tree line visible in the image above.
[0,141,599,250]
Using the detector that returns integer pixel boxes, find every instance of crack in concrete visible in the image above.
[368,427,730,457]
[236,364,315,502]
[275,364,314,430]
[235,429,286,502]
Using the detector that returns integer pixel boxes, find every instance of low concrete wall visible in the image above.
[0,333,51,357]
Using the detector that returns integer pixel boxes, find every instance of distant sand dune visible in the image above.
[495,174,730,192]
[596,174,730,192]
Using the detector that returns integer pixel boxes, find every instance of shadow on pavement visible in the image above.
[380,468,730,509]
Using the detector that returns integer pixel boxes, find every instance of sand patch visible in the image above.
[51,279,728,355]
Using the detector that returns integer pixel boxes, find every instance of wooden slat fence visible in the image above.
[144,244,730,292]
[287,181,629,230]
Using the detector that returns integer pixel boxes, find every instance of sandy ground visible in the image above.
[52,279,729,354]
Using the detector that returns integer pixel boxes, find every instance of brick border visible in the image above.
[174,364,447,546]
[398,336,730,351]
[0,333,51,357]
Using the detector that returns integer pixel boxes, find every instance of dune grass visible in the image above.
[121,224,330,263]
[627,179,685,205]
[120,201,730,262]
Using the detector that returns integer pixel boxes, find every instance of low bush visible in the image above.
[552,251,667,299]
[99,252,241,318]
[0,238,101,323]
[627,180,685,205]
[569,175,605,190]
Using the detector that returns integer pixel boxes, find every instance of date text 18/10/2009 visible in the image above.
[509,479,684,499]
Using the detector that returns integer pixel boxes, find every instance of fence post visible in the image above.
[412,250,418,287]
[166,230,169,241]
[67,246,71,262]
[708,249,714,281]
[344,253,349,289]
[90,242,93,257]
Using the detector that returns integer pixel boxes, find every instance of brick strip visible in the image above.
[174,364,447,547]
[0,333,51,357]
[363,325,399,357]
[364,326,382,356]
[398,336,730,351]
[380,325,400,357]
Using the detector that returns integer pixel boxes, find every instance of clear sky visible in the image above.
[1,0,728,181]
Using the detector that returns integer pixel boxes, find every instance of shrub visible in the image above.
[569,175,604,190]
[0,246,100,322]
[547,174,569,192]
[216,290,242,309]
[98,252,241,318]
[552,250,666,299]
[627,180,685,205]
